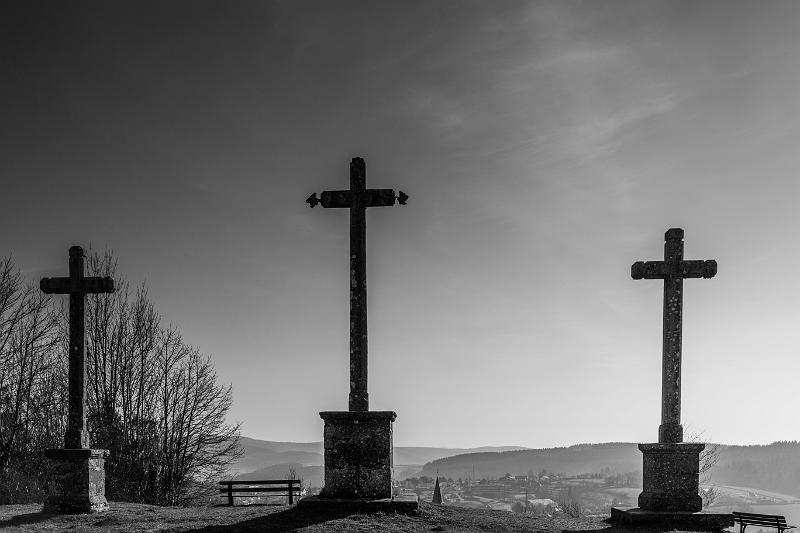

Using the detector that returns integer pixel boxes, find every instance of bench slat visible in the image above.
[219,479,300,485]
[734,517,788,521]
[736,516,786,524]
[219,487,301,494]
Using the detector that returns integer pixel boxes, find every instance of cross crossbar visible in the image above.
[40,276,115,294]
[318,189,397,209]
[631,259,717,280]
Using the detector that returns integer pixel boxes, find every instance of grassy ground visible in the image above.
[0,501,723,532]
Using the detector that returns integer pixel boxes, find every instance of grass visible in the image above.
[0,501,727,532]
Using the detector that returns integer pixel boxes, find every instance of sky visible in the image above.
[1,0,799,448]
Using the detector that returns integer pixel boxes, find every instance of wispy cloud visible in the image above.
[561,94,676,161]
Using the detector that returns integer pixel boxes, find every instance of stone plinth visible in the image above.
[44,448,109,513]
[609,507,734,530]
[319,411,395,499]
[638,442,703,512]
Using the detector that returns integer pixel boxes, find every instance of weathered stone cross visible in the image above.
[631,228,716,444]
[306,157,407,412]
[41,246,114,449]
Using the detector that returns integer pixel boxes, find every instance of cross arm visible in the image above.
[306,189,408,208]
[40,277,115,294]
[681,259,717,279]
[631,260,717,280]
[631,261,666,280]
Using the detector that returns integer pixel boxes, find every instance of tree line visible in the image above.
[0,251,242,505]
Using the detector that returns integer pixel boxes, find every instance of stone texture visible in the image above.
[319,411,395,499]
[43,448,109,513]
[630,228,716,445]
[40,246,114,449]
[305,158,407,412]
[40,247,115,514]
[638,443,704,512]
[306,160,408,506]
[610,507,733,530]
[628,230,718,522]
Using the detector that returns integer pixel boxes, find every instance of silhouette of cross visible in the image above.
[306,157,407,412]
[631,228,716,443]
[41,246,114,449]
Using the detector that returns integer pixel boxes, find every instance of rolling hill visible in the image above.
[420,442,800,498]
[231,438,800,498]
[230,436,528,481]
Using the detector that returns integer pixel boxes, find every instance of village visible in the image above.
[395,471,638,515]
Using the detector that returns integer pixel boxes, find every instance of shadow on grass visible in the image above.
[563,519,724,533]
[185,505,357,533]
[0,510,54,528]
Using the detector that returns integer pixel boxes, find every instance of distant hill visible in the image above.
[237,461,324,488]
[421,442,642,481]
[394,446,529,466]
[230,437,324,474]
[231,438,800,498]
[230,436,528,477]
[420,442,800,498]
[710,442,800,497]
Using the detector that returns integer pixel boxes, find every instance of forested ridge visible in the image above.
[423,442,800,497]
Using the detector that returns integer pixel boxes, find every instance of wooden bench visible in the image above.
[219,479,301,506]
[732,512,796,533]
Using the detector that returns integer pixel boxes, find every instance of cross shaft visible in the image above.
[307,157,407,412]
[631,228,716,443]
[41,246,114,449]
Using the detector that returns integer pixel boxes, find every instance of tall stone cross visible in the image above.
[41,246,114,449]
[306,157,407,412]
[631,228,716,444]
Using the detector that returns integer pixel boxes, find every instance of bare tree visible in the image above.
[686,429,721,508]
[0,249,242,505]
[0,257,63,503]
[158,344,242,504]
[82,249,242,505]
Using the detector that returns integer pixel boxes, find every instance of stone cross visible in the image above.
[41,246,114,449]
[631,228,716,443]
[306,157,407,412]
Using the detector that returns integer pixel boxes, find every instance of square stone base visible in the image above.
[610,507,733,530]
[297,494,418,514]
[638,442,704,512]
[319,411,395,499]
[43,448,109,513]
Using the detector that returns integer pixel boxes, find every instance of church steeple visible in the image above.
[432,475,442,505]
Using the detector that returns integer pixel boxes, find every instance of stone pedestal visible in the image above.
[610,442,732,529]
[43,448,109,513]
[609,507,734,529]
[319,411,395,499]
[638,442,703,512]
